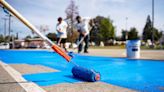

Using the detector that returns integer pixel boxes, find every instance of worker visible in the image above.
[56,17,68,52]
[75,16,93,53]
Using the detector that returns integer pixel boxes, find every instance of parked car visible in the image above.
[0,43,10,49]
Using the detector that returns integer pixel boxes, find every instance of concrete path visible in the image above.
[0,61,46,92]
[81,49,164,60]
[0,64,26,92]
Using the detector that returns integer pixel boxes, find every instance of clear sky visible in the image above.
[0,0,164,38]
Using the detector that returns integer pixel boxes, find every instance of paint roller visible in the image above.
[0,0,100,82]
[72,66,100,82]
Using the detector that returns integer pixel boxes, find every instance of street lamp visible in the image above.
[125,17,128,40]
[152,0,154,45]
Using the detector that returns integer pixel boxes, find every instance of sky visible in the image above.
[0,0,164,39]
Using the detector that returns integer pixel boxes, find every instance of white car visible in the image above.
[0,43,10,49]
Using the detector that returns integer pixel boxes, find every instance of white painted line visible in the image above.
[0,61,46,92]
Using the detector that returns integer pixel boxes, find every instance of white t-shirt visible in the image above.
[76,17,91,35]
[56,21,68,38]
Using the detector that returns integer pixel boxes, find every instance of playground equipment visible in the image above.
[0,0,100,82]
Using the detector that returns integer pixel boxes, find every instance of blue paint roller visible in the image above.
[72,66,100,82]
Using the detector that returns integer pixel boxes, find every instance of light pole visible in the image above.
[152,0,154,45]
[125,17,128,40]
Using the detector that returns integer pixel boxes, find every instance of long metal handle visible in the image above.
[72,37,85,50]
[0,0,71,61]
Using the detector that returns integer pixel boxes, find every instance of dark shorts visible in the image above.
[57,38,67,44]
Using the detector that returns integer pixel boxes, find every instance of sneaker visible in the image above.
[78,51,81,53]
[84,51,89,53]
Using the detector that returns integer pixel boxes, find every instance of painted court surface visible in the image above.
[0,50,164,92]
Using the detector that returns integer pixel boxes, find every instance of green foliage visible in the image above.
[128,27,139,40]
[91,16,115,45]
[46,31,78,43]
[65,0,79,20]
[0,34,5,43]
[65,0,79,43]
[121,29,127,41]
[153,28,163,41]
[24,35,32,41]
[99,18,115,41]
[90,16,104,45]
[142,15,152,41]
[0,35,17,43]
[46,33,57,41]
[33,36,40,38]
[142,15,162,42]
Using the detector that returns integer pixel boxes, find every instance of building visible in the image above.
[14,38,50,49]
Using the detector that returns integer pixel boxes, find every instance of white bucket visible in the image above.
[126,40,141,59]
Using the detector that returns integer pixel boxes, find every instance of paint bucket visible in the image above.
[126,40,141,59]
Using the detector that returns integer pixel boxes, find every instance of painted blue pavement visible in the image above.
[0,50,164,92]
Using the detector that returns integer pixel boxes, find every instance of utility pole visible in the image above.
[16,32,19,39]
[2,18,7,43]
[8,14,12,40]
[3,6,12,42]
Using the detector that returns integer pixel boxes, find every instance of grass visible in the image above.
[90,45,164,50]
[141,45,164,50]
[90,45,125,49]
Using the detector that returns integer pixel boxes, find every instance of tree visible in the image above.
[46,33,57,41]
[128,27,139,40]
[142,15,162,42]
[67,30,79,42]
[90,16,104,45]
[99,17,115,42]
[121,29,127,41]
[0,34,5,43]
[91,16,115,45]
[65,0,79,43]
[24,35,31,40]
[90,20,99,45]
[142,15,152,41]
[39,25,49,35]
[153,28,163,41]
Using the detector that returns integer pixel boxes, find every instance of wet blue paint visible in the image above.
[0,50,164,92]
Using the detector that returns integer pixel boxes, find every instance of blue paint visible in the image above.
[0,50,164,92]
[23,71,80,86]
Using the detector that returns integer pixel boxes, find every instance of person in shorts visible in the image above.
[56,17,68,51]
